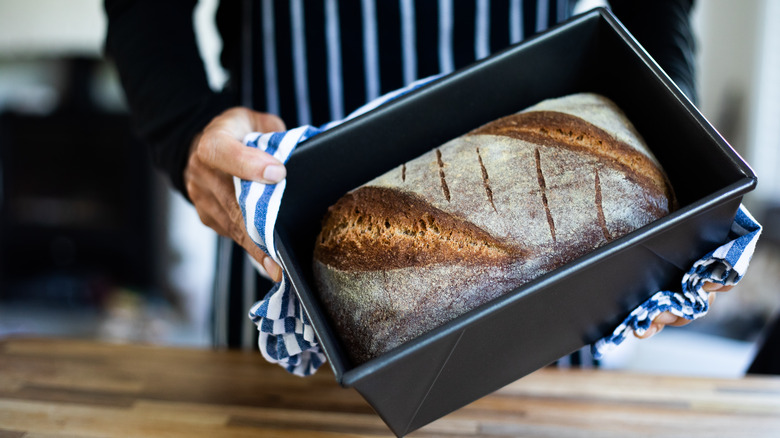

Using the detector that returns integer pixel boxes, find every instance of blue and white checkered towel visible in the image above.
[243,77,438,376]
[241,125,326,377]
[240,81,762,376]
[591,205,762,358]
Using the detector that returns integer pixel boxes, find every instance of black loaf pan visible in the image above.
[272,7,757,437]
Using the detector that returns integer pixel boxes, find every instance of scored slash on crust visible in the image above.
[475,147,498,213]
[534,147,557,243]
[435,149,451,202]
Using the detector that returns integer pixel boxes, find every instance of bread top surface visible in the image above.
[314,93,673,273]
[312,93,675,364]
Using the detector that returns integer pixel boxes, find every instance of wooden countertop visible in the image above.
[1,337,779,437]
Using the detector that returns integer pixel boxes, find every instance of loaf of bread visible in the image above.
[313,93,675,365]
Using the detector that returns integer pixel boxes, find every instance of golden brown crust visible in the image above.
[468,110,673,204]
[314,186,526,271]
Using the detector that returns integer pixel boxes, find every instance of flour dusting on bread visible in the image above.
[313,93,675,365]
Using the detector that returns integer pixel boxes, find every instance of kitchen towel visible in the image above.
[591,204,762,358]
[240,79,762,376]
[244,76,438,376]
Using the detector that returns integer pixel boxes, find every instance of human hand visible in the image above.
[635,282,735,339]
[185,107,287,282]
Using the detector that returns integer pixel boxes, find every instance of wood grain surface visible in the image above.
[1,337,779,437]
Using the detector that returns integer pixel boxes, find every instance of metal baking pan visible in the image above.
[272,8,756,437]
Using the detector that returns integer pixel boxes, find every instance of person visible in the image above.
[104,0,728,350]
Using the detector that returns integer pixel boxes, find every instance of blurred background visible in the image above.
[0,0,778,377]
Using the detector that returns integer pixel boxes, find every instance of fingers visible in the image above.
[189,173,283,282]
[702,282,734,292]
[262,256,284,282]
[637,290,722,339]
[635,322,664,339]
[196,109,287,184]
[653,310,690,328]
[185,107,289,282]
[198,132,286,184]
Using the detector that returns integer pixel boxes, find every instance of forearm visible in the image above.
[609,0,698,103]
[104,0,233,196]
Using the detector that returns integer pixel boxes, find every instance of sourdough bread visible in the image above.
[313,93,675,365]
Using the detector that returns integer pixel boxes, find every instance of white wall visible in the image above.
[0,0,106,57]
[693,0,780,210]
[746,0,780,207]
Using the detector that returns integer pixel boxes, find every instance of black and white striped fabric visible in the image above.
[243,0,584,128]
